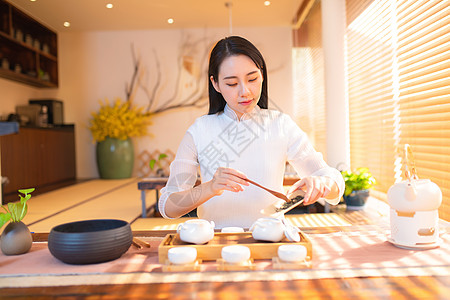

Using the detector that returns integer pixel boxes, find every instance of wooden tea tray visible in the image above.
[158,232,312,263]
[162,259,203,272]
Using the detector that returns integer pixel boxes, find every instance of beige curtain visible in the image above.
[346,0,450,221]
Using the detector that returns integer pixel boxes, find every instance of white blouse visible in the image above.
[159,105,345,228]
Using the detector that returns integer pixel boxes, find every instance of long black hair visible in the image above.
[208,36,268,115]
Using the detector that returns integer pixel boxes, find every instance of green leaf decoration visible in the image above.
[0,212,12,228]
[18,203,28,221]
[1,187,34,225]
[158,153,168,160]
[8,202,19,222]
[149,159,156,170]
[20,194,31,204]
[19,188,35,194]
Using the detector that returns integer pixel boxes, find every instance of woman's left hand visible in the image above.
[286,176,335,205]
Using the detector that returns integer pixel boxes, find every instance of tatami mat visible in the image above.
[21,178,157,233]
[23,178,137,224]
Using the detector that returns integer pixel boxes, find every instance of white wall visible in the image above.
[322,0,349,169]
[0,79,46,113]
[1,26,293,179]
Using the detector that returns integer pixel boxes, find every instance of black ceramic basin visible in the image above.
[48,219,132,265]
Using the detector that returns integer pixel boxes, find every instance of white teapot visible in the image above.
[387,179,442,213]
[250,217,286,242]
[387,178,442,246]
[177,219,215,244]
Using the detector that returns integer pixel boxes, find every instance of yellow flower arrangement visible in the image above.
[88,98,152,142]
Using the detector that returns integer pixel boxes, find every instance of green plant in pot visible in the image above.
[0,188,35,255]
[341,168,376,210]
[150,153,168,177]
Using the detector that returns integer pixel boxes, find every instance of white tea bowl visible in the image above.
[177,219,215,244]
[168,247,197,265]
[221,245,251,264]
[277,244,307,262]
[221,227,244,233]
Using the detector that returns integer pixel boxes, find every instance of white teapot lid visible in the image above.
[284,226,301,242]
[281,218,301,242]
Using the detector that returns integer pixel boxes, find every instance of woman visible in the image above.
[159,36,344,228]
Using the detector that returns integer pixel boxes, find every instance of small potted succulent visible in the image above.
[0,188,35,255]
[341,168,376,210]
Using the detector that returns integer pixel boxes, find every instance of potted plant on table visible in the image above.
[0,188,35,255]
[89,98,152,179]
[341,168,376,210]
[149,153,168,177]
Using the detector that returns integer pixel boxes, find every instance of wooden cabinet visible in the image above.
[1,126,75,202]
[0,0,58,87]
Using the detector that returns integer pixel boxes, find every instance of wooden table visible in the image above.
[2,203,449,299]
[1,274,448,299]
[137,177,169,217]
[2,227,450,299]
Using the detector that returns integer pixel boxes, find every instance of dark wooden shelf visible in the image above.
[0,67,57,87]
[0,31,57,61]
[0,0,58,88]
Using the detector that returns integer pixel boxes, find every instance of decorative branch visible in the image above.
[125,43,140,103]
[125,34,211,115]
[137,49,162,112]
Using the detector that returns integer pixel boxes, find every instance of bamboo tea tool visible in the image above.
[239,176,290,203]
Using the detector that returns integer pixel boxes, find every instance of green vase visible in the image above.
[96,137,134,179]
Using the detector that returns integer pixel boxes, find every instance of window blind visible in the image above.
[346,0,397,194]
[346,0,450,221]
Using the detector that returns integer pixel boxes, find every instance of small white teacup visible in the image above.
[177,219,215,244]
[168,247,197,265]
[221,245,251,264]
[250,217,286,242]
[277,244,307,262]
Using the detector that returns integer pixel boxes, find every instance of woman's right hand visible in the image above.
[210,167,250,195]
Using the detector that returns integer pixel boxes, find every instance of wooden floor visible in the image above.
[1,178,90,204]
